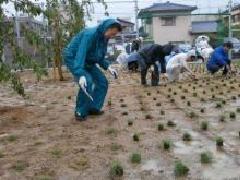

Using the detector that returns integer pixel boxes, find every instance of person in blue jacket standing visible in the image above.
[62,19,122,121]
[206,42,233,75]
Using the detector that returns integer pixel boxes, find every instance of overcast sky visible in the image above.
[2,0,240,26]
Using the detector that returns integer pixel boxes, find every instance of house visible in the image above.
[138,1,197,45]
[231,4,240,26]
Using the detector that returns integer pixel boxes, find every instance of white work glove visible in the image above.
[108,65,118,79]
[79,76,87,90]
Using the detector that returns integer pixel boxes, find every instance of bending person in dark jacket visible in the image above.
[206,42,233,75]
[127,44,174,86]
[62,19,122,121]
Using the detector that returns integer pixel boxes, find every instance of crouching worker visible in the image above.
[206,42,233,75]
[62,19,122,121]
[166,53,195,82]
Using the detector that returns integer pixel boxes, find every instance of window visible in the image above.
[161,16,176,26]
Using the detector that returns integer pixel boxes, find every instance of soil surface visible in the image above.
[0,69,240,180]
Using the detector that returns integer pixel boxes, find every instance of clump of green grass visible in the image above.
[200,152,213,164]
[12,160,28,172]
[167,120,176,127]
[189,111,197,119]
[110,143,122,152]
[120,104,127,108]
[50,149,62,158]
[181,95,186,100]
[158,123,164,131]
[109,161,123,178]
[133,133,139,142]
[106,128,118,137]
[193,92,198,97]
[170,98,175,103]
[162,140,171,150]
[219,115,225,122]
[216,136,224,147]
[145,114,153,120]
[201,121,208,131]
[161,110,165,115]
[130,153,141,164]
[215,103,222,108]
[122,111,129,116]
[7,135,18,142]
[237,107,240,113]
[182,133,192,141]
[128,120,133,126]
[174,161,189,177]
[229,112,236,119]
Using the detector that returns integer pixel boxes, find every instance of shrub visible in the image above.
[174,161,189,177]
[193,92,198,97]
[219,115,225,122]
[200,108,205,113]
[161,110,165,115]
[189,111,196,118]
[170,98,175,103]
[121,104,127,108]
[215,103,222,108]
[222,100,226,105]
[156,103,161,107]
[187,101,191,107]
[109,161,123,178]
[200,152,213,164]
[237,107,240,113]
[128,120,133,126]
[181,95,186,100]
[130,153,141,164]
[122,112,128,116]
[145,114,153,120]
[146,92,151,96]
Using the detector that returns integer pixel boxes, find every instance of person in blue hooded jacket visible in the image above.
[62,19,122,121]
[206,42,233,75]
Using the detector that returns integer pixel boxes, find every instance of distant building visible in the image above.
[231,4,240,26]
[138,1,197,45]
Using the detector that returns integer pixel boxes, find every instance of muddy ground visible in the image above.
[0,68,240,180]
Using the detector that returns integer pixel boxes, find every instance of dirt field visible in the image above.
[0,68,240,180]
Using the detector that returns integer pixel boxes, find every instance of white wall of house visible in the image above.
[152,15,193,44]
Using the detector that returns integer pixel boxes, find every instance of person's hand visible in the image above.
[161,73,168,81]
[108,65,118,79]
[79,76,87,90]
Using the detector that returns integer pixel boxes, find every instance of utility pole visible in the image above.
[134,0,139,38]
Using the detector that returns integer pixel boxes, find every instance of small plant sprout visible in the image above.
[156,102,161,107]
[237,107,240,113]
[200,152,213,164]
[182,133,192,141]
[167,120,176,127]
[193,92,198,97]
[168,88,172,92]
[130,153,141,164]
[161,110,165,115]
[216,136,224,147]
[128,120,133,126]
[183,89,188,93]
[229,112,236,119]
[109,161,123,178]
[201,121,208,131]
[147,92,151,96]
[215,103,222,108]
[108,99,112,106]
[173,92,177,95]
[178,85,182,89]
[189,111,197,119]
[120,104,127,108]
[157,90,160,94]
[153,97,157,101]
[203,90,206,94]
[167,94,171,98]
[145,114,153,120]
[162,140,171,150]
[219,115,225,122]
[211,88,214,92]
[200,108,205,113]
[212,95,215,99]
[174,161,189,177]
[133,133,140,142]
[222,100,226,105]
[119,98,124,103]
[158,123,164,131]
[181,95,186,100]
[170,98,175,103]
[187,101,191,107]
[200,98,205,102]
[122,112,129,116]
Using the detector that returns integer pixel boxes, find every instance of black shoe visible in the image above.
[89,109,104,116]
[75,112,87,122]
